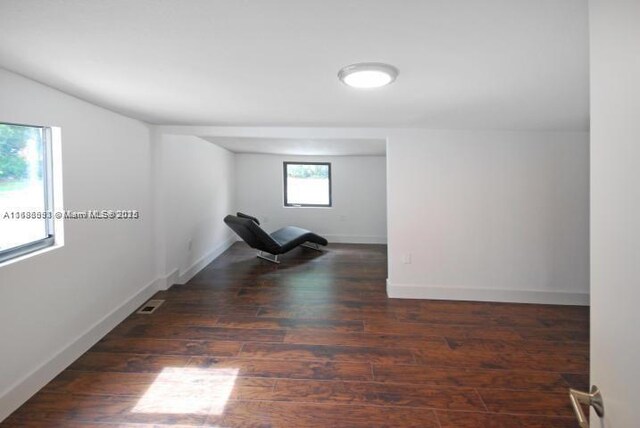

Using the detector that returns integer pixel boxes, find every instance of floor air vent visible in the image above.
[136,299,164,314]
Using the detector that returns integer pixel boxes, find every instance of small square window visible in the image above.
[0,122,55,263]
[283,162,332,207]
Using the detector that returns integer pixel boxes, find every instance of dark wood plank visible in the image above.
[478,389,576,417]
[216,315,364,332]
[114,323,287,342]
[1,420,180,428]
[233,287,384,305]
[43,370,275,400]
[267,379,485,410]
[239,342,416,364]
[230,378,278,400]
[436,411,578,428]
[123,312,220,327]
[153,287,241,299]
[218,401,440,428]
[43,371,163,396]
[446,337,589,357]
[154,300,260,316]
[365,319,522,340]
[257,303,368,320]
[253,286,377,301]
[93,336,242,356]
[373,364,571,392]
[413,339,589,372]
[392,307,549,327]
[188,357,374,381]
[515,326,590,342]
[68,352,190,373]
[7,392,207,425]
[284,330,448,351]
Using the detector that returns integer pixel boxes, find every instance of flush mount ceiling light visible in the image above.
[338,62,399,89]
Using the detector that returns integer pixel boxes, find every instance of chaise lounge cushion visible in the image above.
[270,226,328,254]
[236,211,260,225]
[224,215,281,254]
[223,214,328,256]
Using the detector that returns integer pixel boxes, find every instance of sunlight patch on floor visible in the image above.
[132,367,238,415]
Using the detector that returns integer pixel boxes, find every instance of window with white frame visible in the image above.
[0,122,55,263]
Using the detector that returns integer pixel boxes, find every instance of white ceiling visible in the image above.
[203,137,386,156]
[0,0,589,131]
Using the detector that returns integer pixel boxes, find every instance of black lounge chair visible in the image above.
[224,212,328,264]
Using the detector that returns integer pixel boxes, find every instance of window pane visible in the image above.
[286,163,330,206]
[0,124,48,251]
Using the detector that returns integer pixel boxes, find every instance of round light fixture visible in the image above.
[338,62,399,89]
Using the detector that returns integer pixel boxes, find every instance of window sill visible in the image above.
[0,242,63,269]
[283,206,333,209]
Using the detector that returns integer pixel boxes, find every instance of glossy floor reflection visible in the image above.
[4,243,588,427]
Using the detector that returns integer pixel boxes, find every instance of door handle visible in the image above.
[569,385,604,428]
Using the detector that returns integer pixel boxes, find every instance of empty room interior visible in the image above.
[0,1,638,427]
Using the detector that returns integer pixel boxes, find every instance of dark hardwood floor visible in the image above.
[4,243,588,427]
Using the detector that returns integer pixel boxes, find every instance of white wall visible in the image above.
[235,154,387,243]
[590,0,640,425]
[158,135,236,283]
[0,69,157,419]
[387,130,589,305]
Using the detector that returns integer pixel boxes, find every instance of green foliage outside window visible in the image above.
[287,164,329,179]
[0,124,37,180]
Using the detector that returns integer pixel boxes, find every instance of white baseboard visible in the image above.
[0,276,163,422]
[324,234,387,244]
[156,268,179,291]
[178,237,236,284]
[386,281,590,306]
